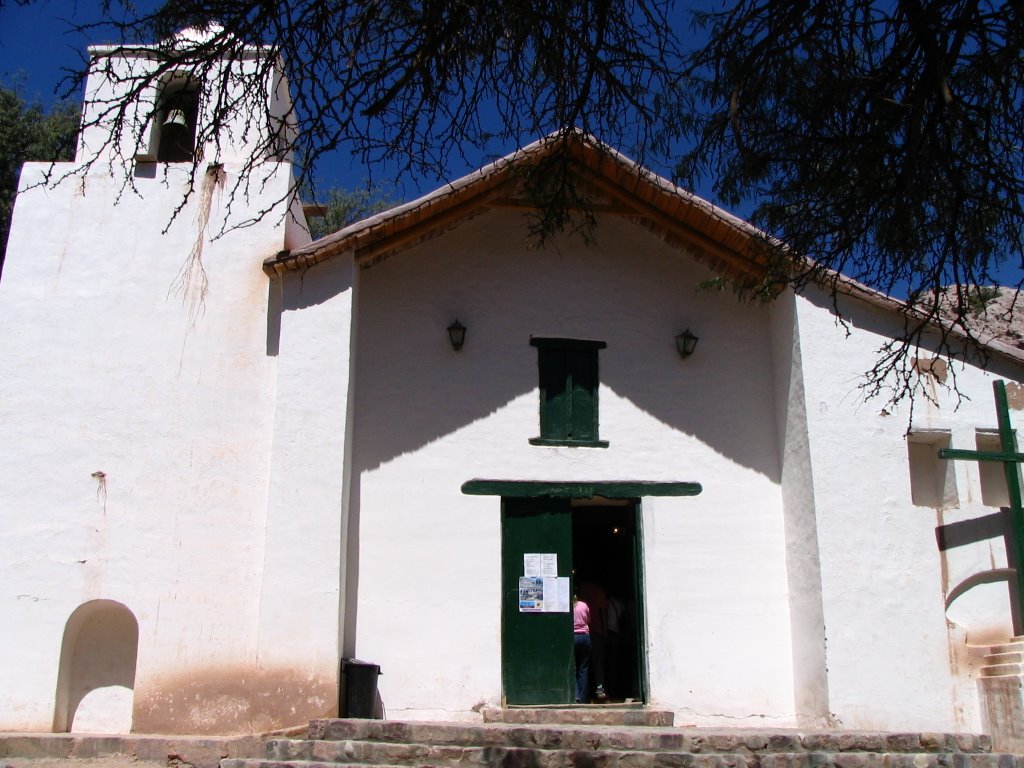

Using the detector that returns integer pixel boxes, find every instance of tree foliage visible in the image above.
[35,0,1024,406]
[306,182,400,240]
[69,0,682,224]
[0,83,79,276]
[674,0,1024,403]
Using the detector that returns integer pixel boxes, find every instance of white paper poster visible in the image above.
[524,552,558,578]
[540,553,558,577]
[523,553,541,577]
[522,555,566,612]
[544,576,571,613]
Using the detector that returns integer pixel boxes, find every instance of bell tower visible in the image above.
[76,26,298,175]
[0,25,322,735]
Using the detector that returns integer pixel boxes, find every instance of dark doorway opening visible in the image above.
[572,501,645,703]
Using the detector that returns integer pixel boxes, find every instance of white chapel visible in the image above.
[3,32,1024,746]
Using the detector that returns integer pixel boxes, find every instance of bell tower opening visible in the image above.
[154,74,199,162]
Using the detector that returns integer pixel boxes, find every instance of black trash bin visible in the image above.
[341,658,382,718]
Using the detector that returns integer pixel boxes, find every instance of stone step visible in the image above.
[223,752,1023,768]
[0,731,279,768]
[481,706,674,726]
[981,639,1024,655]
[980,663,1024,677]
[983,652,1024,665]
[294,720,993,756]
[266,738,1002,766]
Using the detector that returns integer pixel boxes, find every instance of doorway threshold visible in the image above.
[481,706,674,727]
[505,702,645,709]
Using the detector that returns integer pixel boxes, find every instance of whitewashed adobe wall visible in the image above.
[792,286,1024,732]
[343,209,796,724]
[0,35,341,734]
[334,201,1023,730]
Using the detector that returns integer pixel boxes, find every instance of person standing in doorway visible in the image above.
[573,594,591,704]
[578,579,608,701]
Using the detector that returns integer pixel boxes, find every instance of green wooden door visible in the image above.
[501,497,574,705]
[629,505,649,703]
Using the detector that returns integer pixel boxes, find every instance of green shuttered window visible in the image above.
[529,338,608,448]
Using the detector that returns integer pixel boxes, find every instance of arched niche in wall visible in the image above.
[52,599,139,733]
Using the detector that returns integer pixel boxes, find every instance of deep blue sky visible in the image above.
[3,2,1020,291]
[0,0,458,195]
[0,2,711,200]
[1,1,97,103]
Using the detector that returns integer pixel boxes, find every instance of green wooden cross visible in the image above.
[938,380,1024,636]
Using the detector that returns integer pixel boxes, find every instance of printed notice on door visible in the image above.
[519,577,544,612]
[519,576,570,613]
[544,576,571,613]
[521,555,567,612]
[524,553,558,577]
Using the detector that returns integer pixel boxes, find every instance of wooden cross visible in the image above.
[938,380,1024,635]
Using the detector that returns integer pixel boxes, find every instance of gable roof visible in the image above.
[263,131,775,281]
[264,131,1024,369]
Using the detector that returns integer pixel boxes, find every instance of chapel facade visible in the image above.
[2,34,1024,743]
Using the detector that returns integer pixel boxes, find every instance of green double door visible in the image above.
[500,497,645,705]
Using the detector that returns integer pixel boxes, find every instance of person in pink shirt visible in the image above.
[573,595,591,703]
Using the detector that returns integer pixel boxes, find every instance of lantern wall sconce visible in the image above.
[675,329,699,359]
[447,320,467,351]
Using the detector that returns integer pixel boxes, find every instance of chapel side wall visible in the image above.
[793,286,1024,732]
[0,159,298,734]
[347,209,796,724]
[770,291,832,726]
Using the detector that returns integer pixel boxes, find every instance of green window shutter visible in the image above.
[538,347,569,439]
[567,348,597,441]
[530,338,607,447]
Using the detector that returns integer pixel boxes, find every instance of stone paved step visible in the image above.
[223,752,1024,768]
[263,738,1004,767]
[480,707,674,727]
[982,640,1024,655]
[980,664,1024,677]
[0,731,281,768]
[302,721,992,756]
[984,653,1024,664]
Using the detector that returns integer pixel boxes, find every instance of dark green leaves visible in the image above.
[0,83,79,275]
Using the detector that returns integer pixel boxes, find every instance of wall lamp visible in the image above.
[675,329,699,359]
[447,319,467,351]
